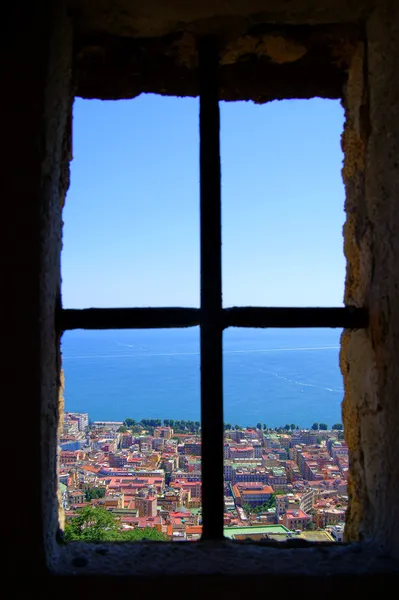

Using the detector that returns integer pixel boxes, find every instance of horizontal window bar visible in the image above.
[223,306,368,329]
[59,306,368,331]
[59,308,201,331]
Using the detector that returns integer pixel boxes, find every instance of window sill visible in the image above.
[49,539,399,577]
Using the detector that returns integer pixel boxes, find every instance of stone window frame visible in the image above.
[60,38,367,548]
[32,7,399,580]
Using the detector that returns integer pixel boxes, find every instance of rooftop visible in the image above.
[224,525,290,539]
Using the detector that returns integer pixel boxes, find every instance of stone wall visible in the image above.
[2,0,72,576]
[341,1,399,556]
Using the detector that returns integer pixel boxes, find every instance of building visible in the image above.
[233,469,270,484]
[136,495,157,518]
[108,453,128,468]
[65,412,89,431]
[67,490,85,505]
[102,494,124,509]
[92,421,124,431]
[331,523,345,542]
[120,433,133,448]
[229,446,255,460]
[154,426,174,440]
[183,442,201,456]
[253,443,263,458]
[232,483,274,507]
[282,509,312,531]
[60,450,82,466]
[300,488,316,514]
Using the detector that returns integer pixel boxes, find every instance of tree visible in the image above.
[84,487,106,502]
[256,422,262,430]
[263,424,268,430]
[251,494,277,514]
[319,423,328,430]
[305,521,317,531]
[224,423,232,430]
[64,506,168,542]
[284,424,290,431]
[64,506,120,542]
[332,423,343,430]
[120,527,168,541]
[117,425,127,433]
[290,424,296,430]
[242,503,252,514]
[311,422,319,430]
[130,425,143,434]
[124,418,136,427]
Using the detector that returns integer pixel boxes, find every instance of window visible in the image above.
[59,40,367,543]
[6,0,399,587]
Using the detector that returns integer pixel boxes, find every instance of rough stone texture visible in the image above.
[2,0,72,577]
[68,0,375,38]
[51,538,399,577]
[40,2,73,567]
[74,25,359,101]
[341,0,399,556]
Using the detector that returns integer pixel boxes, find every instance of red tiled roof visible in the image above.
[186,526,202,534]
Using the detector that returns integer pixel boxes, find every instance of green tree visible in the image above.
[84,487,106,502]
[290,424,296,430]
[224,423,232,430]
[242,503,252,514]
[117,425,127,433]
[64,506,168,542]
[124,418,136,427]
[284,424,290,431]
[251,494,277,514]
[305,521,317,531]
[130,425,143,434]
[263,424,268,430]
[332,423,343,430]
[311,422,319,430]
[64,506,120,542]
[120,527,168,541]
[256,422,262,430]
[319,423,328,430]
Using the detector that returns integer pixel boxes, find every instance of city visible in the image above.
[60,413,347,542]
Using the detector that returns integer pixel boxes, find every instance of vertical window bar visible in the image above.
[199,38,224,541]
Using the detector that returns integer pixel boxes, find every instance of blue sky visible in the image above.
[62,95,345,308]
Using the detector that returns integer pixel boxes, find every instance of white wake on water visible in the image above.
[63,345,339,360]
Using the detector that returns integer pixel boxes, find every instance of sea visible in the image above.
[61,327,344,429]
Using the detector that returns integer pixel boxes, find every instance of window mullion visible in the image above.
[199,38,224,541]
